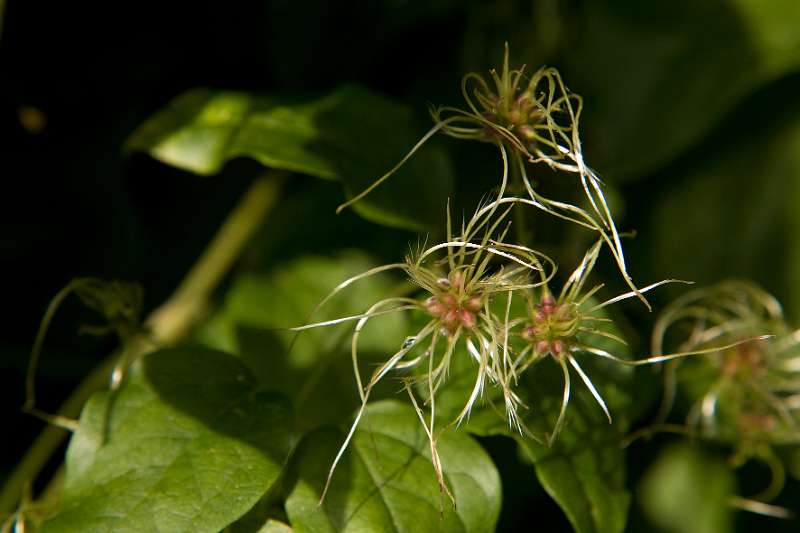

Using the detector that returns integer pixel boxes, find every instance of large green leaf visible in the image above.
[639,443,736,533]
[43,348,293,533]
[562,0,800,181]
[126,85,453,231]
[195,252,408,431]
[284,400,501,533]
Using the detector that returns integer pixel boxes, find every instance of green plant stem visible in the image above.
[0,172,286,514]
[509,153,533,246]
[25,281,80,411]
[147,173,286,341]
[0,0,6,40]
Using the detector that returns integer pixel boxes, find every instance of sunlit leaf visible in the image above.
[256,520,293,533]
[284,400,501,533]
[42,348,293,533]
[126,85,453,231]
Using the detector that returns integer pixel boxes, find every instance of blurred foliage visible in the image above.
[638,101,800,321]
[639,443,736,533]
[195,252,408,431]
[4,0,800,531]
[561,0,800,181]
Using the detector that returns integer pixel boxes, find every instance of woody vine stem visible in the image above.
[0,172,285,514]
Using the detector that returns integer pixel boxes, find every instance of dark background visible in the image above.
[3,0,800,531]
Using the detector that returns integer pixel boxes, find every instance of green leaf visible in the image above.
[43,348,294,533]
[194,252,408,431]
[508,353,632,533]
[522,305,634,533]
[256,520,293,533]
[639,443,736,533]
[513,399,629,533]
[284,400,501,533]
[226,517,293,533]
[126,85,453,231]
[563,0,800,180]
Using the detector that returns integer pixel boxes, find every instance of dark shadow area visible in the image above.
[249,177,413,267]
[569,0,764,181]
[479,434,571,532]
[624,71,800,320]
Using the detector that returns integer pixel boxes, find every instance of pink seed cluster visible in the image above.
[721,341,766,380]
[737,411,778,436]
[521,296,576,358]
[424,272,484,335]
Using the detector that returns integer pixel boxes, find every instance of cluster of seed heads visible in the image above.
[648,280,799,514]
[303,46,777,512]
